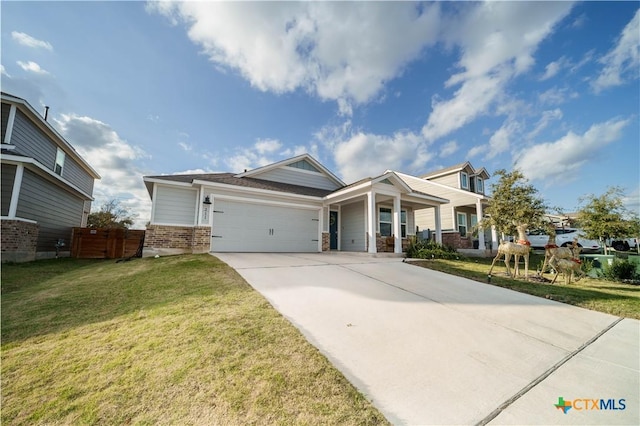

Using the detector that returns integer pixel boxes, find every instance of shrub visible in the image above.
[406,238,464,260]
[601,258,639,281]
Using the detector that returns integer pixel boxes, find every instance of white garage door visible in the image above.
[211,199,320,252]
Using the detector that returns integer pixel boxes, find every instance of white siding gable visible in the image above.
[255,166,341,191]
[153,185,198,225]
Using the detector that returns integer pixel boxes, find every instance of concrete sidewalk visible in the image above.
[215,253,639,425]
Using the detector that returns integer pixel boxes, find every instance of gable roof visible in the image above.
[1,92,101,179]
[395,171,490,202]
[235,153,345,187]
[421,161,490,180]
[326,170,449,205]
[144,172,335,198]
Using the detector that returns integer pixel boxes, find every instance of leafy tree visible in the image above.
[577,186,638,254]
[480,169,548,238]
[87,199,134,229]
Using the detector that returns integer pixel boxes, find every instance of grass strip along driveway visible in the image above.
[1,255,388,425]
[408,254,640,320]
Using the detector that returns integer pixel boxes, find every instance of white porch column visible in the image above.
[367,191,377,253]
[434,205,442,244]
[491,225,499,251]
[393,195,402,253]
[476,199,485,249]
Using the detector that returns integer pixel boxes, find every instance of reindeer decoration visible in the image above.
[539,232,582,280]
[488,224,531,280]
[548,242,585,285]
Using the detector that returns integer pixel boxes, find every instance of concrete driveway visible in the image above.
[214,252,639,425]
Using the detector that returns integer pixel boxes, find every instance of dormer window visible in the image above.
[460,171,469,190]
[55,148,65,176]
[476,177,484,193]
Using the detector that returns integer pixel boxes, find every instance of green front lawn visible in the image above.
[1,255,388,425]
[408,254,640,319]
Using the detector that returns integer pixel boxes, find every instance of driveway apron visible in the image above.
[214,253,639,425]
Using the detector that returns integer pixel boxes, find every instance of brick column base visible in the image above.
[1,219,39,263]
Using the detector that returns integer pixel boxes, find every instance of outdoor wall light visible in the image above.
[203,196,212,205]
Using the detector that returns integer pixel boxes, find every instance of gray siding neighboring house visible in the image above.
[1,92,100,262]
[405,162,496,252]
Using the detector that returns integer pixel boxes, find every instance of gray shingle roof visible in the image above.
[146,173,337,197]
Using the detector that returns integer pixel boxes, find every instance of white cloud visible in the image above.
[439,140,458,157]
[571,13,587,29]
[422,1,573,142]
[515,118,630,183]
[54,114,151,229]
[254,138,282,154]
[225,138,285,172]
[11,31,53,51]
[538,86,579,106]
[467,144,487,159]
[148,1,440,115]
[178,142,192,152]
[591,9,640,93]
[330,126,432,183]
[540,56,570,81]
[485,119,520,160]
[16,60,49,75]
[528,108,563,139]
[623,185,640,215]
[1,65,10,78]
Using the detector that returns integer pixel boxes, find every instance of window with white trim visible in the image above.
[457,212,468,237]
[471,214,478,232]
[460,171,469,189]
[476,177,484,193]
[379,207,407,238]
[55,148,65,176]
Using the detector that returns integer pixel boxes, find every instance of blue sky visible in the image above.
[2,1,638,228]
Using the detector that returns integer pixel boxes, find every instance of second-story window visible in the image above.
[55,148,65,176]
[460,171,469,189]
[476,177,484,193]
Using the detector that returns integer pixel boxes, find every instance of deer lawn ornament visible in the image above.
[488,224,531,280]
[539,234,581,278]
[548,243,585,285]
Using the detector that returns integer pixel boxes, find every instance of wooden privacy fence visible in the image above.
[71,228,145,259]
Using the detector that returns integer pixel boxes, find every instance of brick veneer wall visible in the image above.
[1,219,39,262]
[144,225,211,255]
[375,234,409,253]
[322,232,330,251]
[442,232,473,249]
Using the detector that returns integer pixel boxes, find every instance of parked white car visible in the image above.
[526,228,602,253]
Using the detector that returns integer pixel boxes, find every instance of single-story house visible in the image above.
[408,161,498,251]
[143,154,449,255]
[1,92,100,262]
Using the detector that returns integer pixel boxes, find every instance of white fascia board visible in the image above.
[143,177,194,188]
[405,192,449,205]
[193,179,324,202]
[1,154,94,200]
[143,177,194,199]
[1,94,101,179]
[373,171,413,193]
[0,216,38,224]
[324,180,372,202]
[396,171,489,202]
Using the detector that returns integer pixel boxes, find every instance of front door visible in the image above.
[329,211,338,250]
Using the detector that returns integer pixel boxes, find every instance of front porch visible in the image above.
[321,172,448,255]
